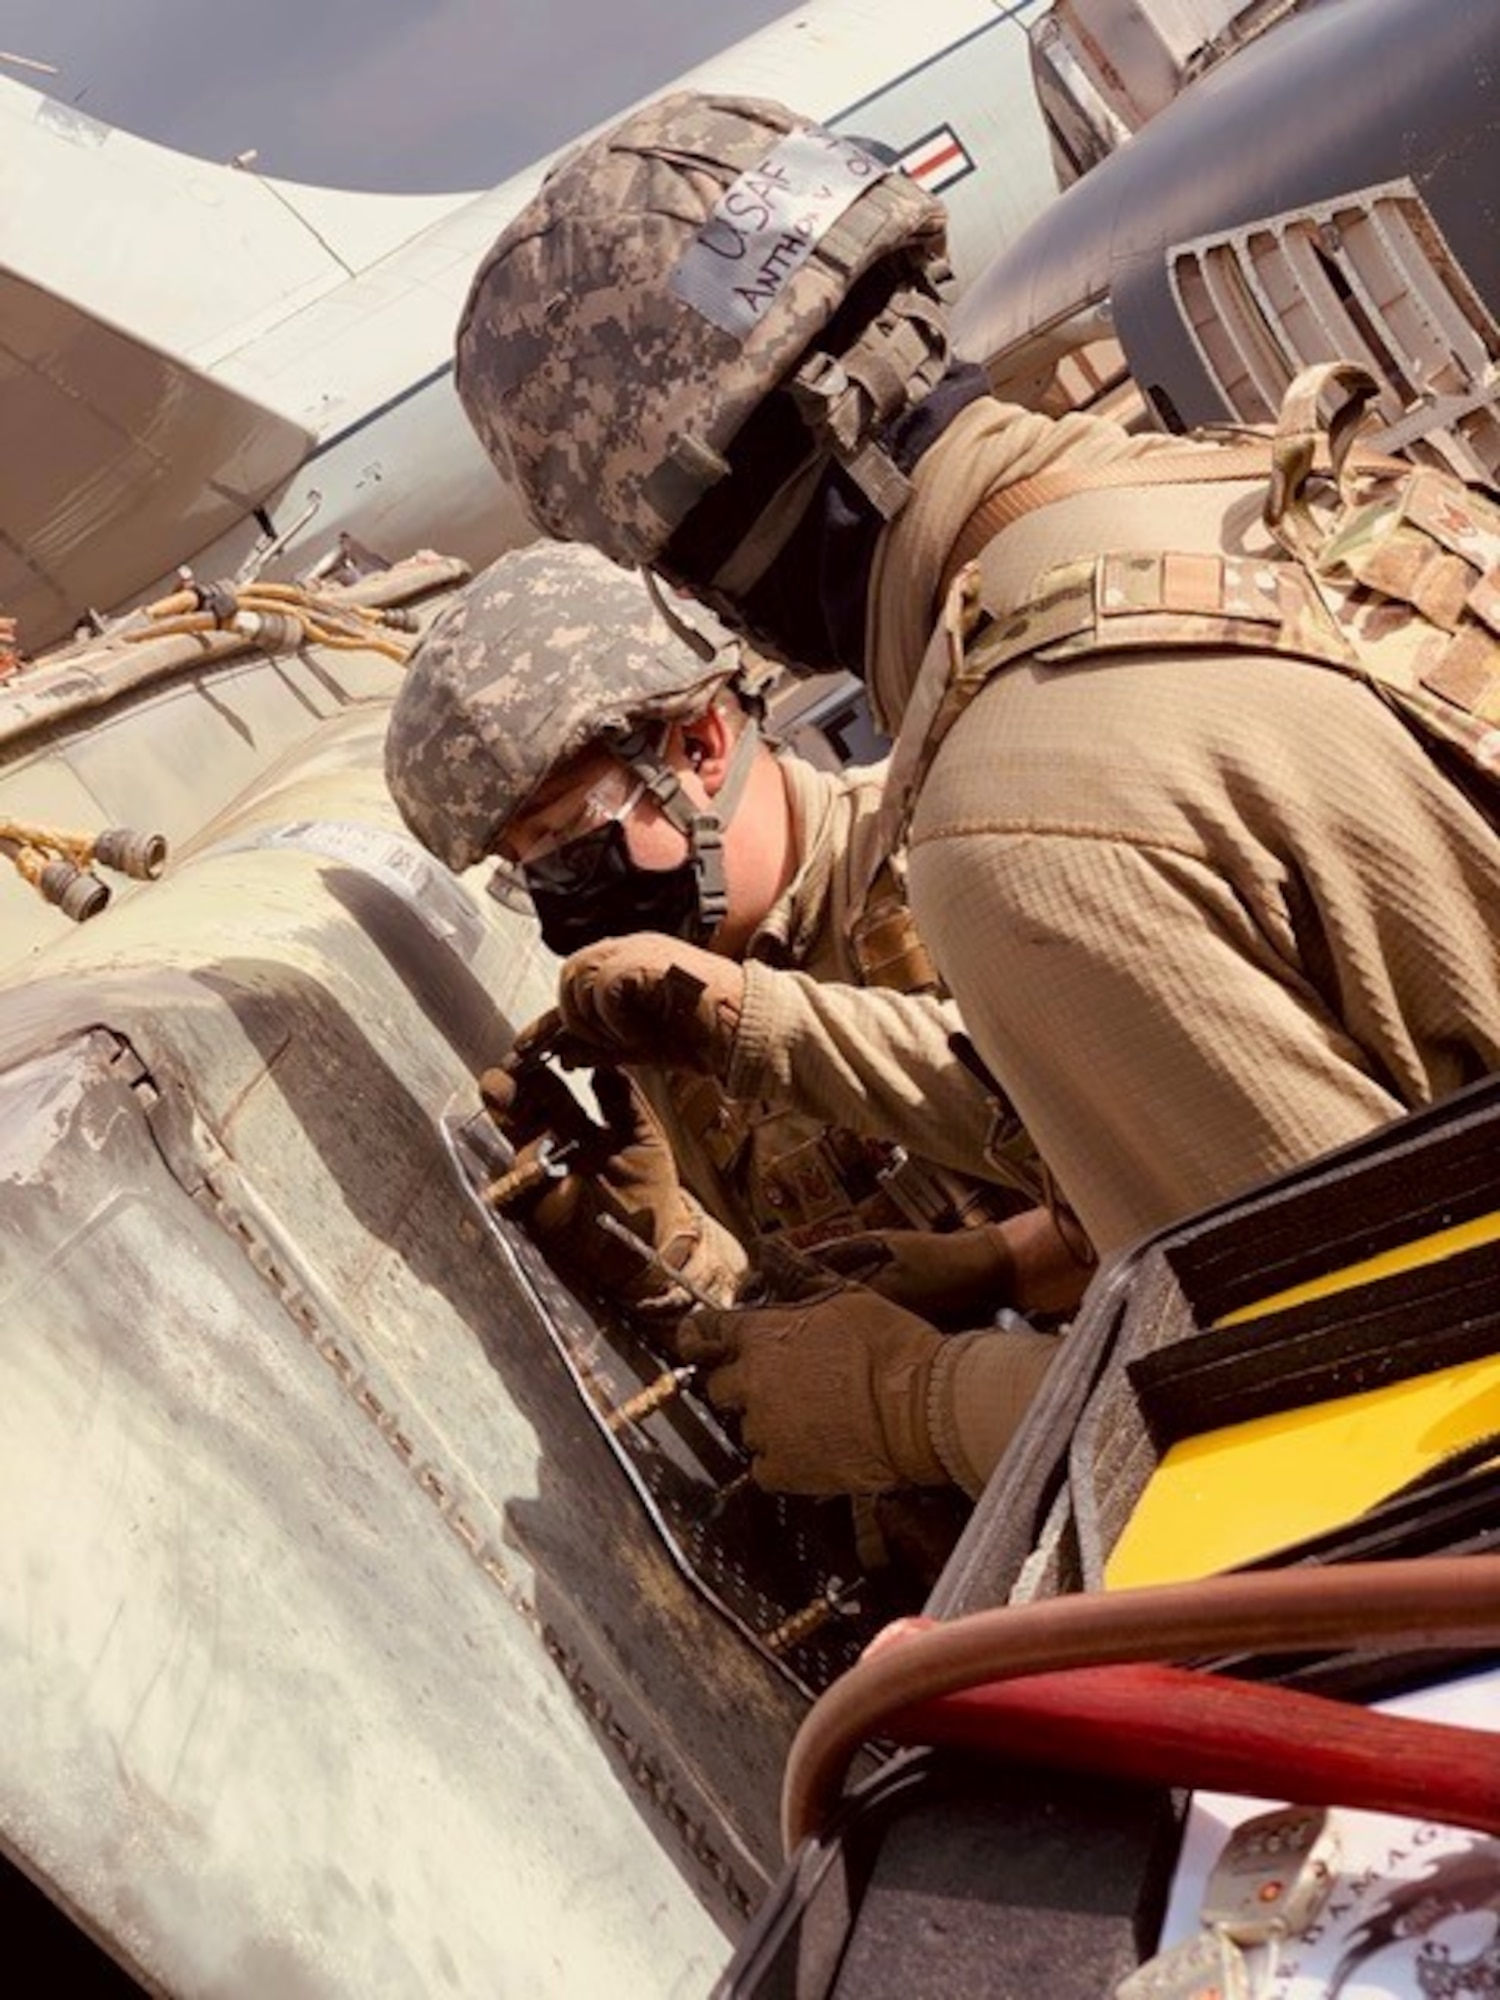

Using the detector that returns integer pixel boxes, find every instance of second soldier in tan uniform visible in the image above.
[385,540,1081,1500]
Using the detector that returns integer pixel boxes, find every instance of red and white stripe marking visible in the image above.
[898,124,973,193]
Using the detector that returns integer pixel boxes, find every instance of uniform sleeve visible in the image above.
[723,960,1006,1183]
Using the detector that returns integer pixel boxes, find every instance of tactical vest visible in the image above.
[665,855,1022,1248]
[889,361,1500,833]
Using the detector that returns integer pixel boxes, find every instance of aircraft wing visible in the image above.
[1,272,312,640]
[1,0,1066,648]
[0,74,477,644]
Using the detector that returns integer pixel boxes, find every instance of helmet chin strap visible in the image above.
[604,710,763,938]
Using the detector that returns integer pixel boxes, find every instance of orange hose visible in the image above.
[124,613,216,642]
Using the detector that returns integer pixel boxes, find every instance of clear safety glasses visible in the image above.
[485,763,649,911]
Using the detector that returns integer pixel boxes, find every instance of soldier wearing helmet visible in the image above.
[455,88,1500,1236]
[384,536,762,954]
[386,540,1085,1501]
[450,89,1500,1495]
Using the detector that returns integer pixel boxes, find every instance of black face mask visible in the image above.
[524,819,707,956]
[660,360,992,676]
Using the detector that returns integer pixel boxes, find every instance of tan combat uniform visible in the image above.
[639,751,1033,1255]
[865,397,1500,1261]
[639,747,1061,1505]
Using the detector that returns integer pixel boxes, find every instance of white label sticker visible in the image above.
[670,127,886,340]
[1158,1667,1500,2000]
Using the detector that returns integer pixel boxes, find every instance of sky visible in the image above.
[3,0,797,191]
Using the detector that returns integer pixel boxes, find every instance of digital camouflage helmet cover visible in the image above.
[384,539,742,874]
[455,91,952,584]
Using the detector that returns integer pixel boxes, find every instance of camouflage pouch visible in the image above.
[1265,360,1500,780]
[848,857,942,996]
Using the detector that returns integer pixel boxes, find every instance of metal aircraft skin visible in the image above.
[955,0,1500,488]
[0,0,1059,652]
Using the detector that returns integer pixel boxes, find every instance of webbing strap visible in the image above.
[939,445,1275,601]
[941,436,1415,601]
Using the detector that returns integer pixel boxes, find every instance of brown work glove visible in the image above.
[476,1046,595,1151]
[528,934,746,1076]
[483,1064,717,1317]
[675,1263,952,1496]
[815,1209,1092,1326]
[814,1224,1018,1327]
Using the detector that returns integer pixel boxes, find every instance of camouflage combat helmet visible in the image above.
[455,90,952,586]
[384,539,743,874]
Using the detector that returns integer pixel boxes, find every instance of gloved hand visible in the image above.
[676,1268,952,1495]
[482,1064,719,1316]
[815,1209,1092,1325]
[477,1044,600,1151]
[814,1224,1018,1327]
[522,934,746,1076]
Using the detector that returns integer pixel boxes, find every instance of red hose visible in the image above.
[881,1661,1500,1832]
[781,1557,1500,1852]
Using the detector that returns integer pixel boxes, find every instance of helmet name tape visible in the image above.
[670,127,886,340]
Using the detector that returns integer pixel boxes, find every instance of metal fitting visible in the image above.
[92,827,169,881]
[38,859,111,922]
